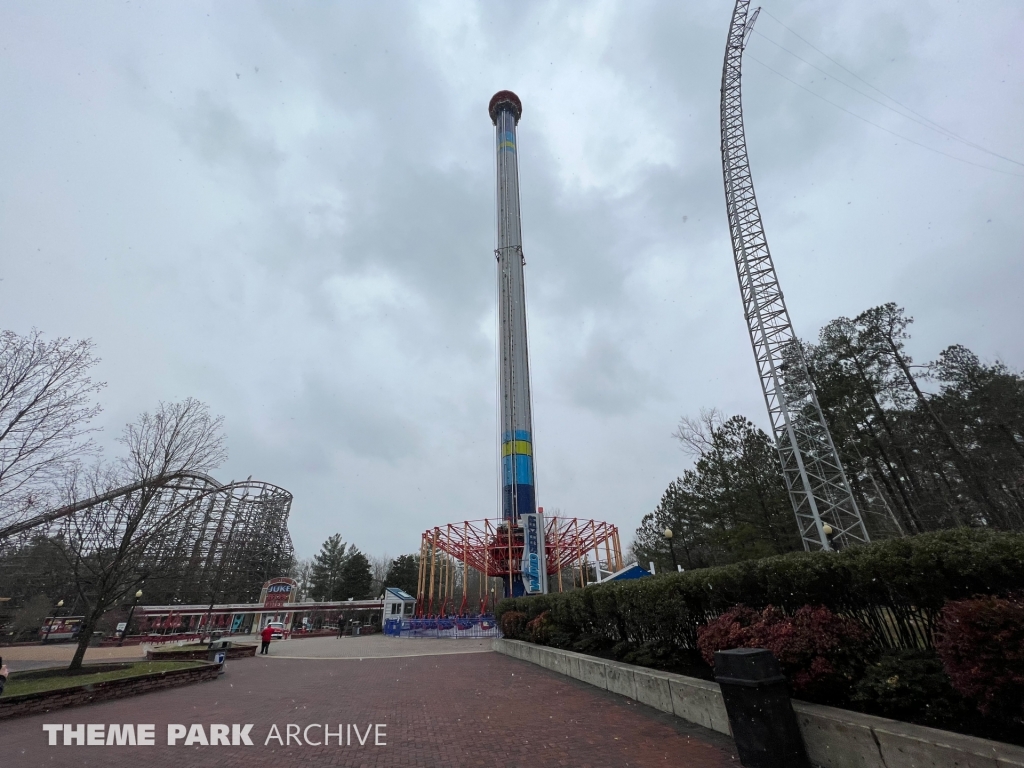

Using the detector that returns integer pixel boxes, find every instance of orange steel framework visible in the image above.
[415,517,623,616]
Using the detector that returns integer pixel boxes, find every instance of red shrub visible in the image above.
[697,605,871,702]
[526,610,552,644]
[499,611,528,640]
[935,594,1024,718]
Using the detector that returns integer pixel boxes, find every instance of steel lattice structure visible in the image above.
[720,0,869,551]
[0,472,294,606]
[415,517,623,616]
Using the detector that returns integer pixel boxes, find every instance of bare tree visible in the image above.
[0,330,104,533]
[369,552,391,598]
[292,557,314,600]
[56,398,227,670]
[672,407,725,458]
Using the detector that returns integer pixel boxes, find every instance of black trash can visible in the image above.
[714,648,810,768]
[208,640,231,674]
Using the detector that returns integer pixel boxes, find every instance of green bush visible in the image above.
[852,649,969,728]
[496,530,1024,655]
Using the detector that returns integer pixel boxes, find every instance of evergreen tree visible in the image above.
[384,554,420,596]
[338,549,372,600]
[634,415,800,572]
[639,303,1024,565]
[807,304,1024,533]
[309,534,348,601]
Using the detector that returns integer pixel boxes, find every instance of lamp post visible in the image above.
[44,599,64,643]
[822,524,835,552]
[663,528,679,571]
[119,590,143,647]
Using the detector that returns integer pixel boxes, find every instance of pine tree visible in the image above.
[634,415,801,572]
[384,554,420,595]
[338,549,372,600]
[309,534,348,601]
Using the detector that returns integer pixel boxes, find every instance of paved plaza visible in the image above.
[1,638,738,767]
[265,633,495,659]
[0,633,493,672]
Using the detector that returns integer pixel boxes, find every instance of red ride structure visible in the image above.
[415,514,623,617]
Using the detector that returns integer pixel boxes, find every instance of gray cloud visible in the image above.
[1,0,1021,559]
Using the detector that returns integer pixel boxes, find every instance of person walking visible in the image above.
[260,624,273,655]
[0,663,9,696]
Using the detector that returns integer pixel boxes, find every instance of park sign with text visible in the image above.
[521,513,547,595]
[259,577,299,608]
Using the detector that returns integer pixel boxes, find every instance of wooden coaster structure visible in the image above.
[415,517,623,616]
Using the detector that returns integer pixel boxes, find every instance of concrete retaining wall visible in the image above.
[146,644,257,661]
[492,638,1024,768]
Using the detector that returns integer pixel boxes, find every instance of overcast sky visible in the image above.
[2,1,1021,562]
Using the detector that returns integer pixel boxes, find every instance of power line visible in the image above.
[759,8,1024,169]
[745,53,1024,178]
[750,31,976,151]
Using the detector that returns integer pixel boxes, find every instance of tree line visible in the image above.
[635,303,1024,572]
[293,536,419,602]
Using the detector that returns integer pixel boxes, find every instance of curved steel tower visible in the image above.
[720,1,869,551]
[490,90,545,596]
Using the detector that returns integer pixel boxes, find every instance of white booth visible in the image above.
[382,587,416,620]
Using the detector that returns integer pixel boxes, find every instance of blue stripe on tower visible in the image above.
[514,454,533,485]
[500,433,536,521]
[515,484,536,519]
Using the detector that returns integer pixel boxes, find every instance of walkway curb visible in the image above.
[492,638,1024,768]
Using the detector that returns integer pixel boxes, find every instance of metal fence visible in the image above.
[384,616,501,639]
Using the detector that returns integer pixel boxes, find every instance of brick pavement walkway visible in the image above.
[265,634,494,659]
[0,650,738,767]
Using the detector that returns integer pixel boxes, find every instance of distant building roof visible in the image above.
[385,587,416,601]
[597,563,651,583]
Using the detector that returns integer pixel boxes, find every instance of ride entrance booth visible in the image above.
[382,588,416,634]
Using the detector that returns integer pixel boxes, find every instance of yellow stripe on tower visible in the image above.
[501,440,532,457]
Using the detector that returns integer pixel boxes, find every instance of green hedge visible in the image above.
[496,529,1024,653]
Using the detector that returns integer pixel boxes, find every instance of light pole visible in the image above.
[119,590,143,646]
[663,528,679,571]
[822,524,837,552]
[44,599,64,643]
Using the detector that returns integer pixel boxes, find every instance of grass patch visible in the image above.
[3,661,203,697]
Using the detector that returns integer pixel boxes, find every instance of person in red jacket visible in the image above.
[260,624,274,655]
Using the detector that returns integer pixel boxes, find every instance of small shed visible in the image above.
[382,587,416,620]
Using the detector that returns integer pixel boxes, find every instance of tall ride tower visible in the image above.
[719,1,870,551]
[409,93,624,616]
[490,90,545,597]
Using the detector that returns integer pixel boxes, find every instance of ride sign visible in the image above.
[520,513,547,595]
[260,577,298,609]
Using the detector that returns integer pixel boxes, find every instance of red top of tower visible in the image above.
[489,90,522,125]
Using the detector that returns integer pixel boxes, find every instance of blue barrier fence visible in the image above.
[384,616,501,639]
